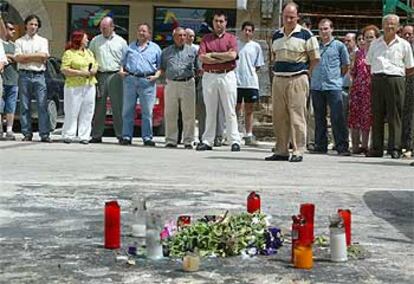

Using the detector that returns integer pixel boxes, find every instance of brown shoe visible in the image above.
[365,150,383,157]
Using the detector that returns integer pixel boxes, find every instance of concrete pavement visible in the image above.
[0,135,413,283]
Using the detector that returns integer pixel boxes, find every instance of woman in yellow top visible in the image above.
[61,30,98,144]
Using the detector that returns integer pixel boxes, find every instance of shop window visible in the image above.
[68,4,129,40]
[153,7,236,49]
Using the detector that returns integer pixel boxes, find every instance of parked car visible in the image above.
[14,57,65,131]
[105,79,165,136]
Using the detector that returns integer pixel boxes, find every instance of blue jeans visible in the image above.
[311,90,349,152]
[18,72,50,138]
[122,76,155,141]
[1,85,18,113]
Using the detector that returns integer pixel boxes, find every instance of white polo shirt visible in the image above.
[14,33,49,71]
[366,35,414,76]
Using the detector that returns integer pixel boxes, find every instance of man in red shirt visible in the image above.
[196,11,241,151]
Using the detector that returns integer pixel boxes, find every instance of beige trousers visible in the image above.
[272,74,309,156]
[164,79,196,145]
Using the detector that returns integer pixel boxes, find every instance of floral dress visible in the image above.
[348,48,372,131]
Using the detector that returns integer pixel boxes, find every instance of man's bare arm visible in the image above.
[15,53,49,64]
[341,64,349,76]
[0,17,6,40]
[406,67,414,77]
[308,59,320,76]
[199,53,225,65]
[208,50,237,62]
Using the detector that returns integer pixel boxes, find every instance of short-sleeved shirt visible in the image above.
[272,24,320,76]
[235,39,264,89]
[89,32,128,72]
[61,48,98,88]
[122,41,161,75]
[366,35,414,76]
[311,38,350,91]
[14,33,49,71]
[2,40,18,86]
[161,44,198,80]
[198,32,238,72]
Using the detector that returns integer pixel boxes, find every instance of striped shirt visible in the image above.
[272,24,319,76]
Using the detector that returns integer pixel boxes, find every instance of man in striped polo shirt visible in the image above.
[265,2,320,162]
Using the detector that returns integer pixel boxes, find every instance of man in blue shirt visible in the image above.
[120,23,161,146]
[310,18,351,155]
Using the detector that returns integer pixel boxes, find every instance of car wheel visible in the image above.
[47,99,58,131]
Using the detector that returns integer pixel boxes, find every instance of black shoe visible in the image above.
[184,144,193,149]
[265,154,289,161]
[338,149,351,156]
[390,150,401,159]
[40,136,52,143]
[165,143,177,148]
[144,140,156,147]
[120,138,131,145]
[365,150,383,157]
[231,143,240,152]
[213,138,222,147]
[63,138,72,144]
[289,155,303,162]
[308,148,327,154]
[410,162,414,166]
[22,135,33,142]
[196,143,212,151]
[89,137,102,143]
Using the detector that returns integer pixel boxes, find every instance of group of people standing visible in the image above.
[266,2,414,163]
[1,4,414,165]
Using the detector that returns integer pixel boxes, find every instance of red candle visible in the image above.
[104,201,120,249]
[177,215,191,230]
[247,192,261,213]
[338,209,352,246]
[300,203,315,242]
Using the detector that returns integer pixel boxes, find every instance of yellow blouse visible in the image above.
[61,48,98,88]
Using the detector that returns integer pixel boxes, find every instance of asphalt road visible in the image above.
[0,135,413,283]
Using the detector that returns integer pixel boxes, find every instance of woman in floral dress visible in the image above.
[348,25,380,154]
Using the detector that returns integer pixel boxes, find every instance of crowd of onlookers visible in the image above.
[0,1,413,165]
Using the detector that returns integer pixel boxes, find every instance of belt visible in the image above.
[126,71,156,78]
[373,73,403,78]
[98,70,118,74]
[172,76,194,82]
[275,72,307,78]
[19,69,44,74]
[206,69,234,74]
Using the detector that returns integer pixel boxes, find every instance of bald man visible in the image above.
[265,2,320,162]
[89,17,128,143]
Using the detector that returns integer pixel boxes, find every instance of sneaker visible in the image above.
[5,131,16,141]
[144,140,156,147]
[22,135,33,142]
[196,143,212,151]
[63,138,72,144]
[244,136,258,146]
[40,136,52,143]
[231,143,240,152]
[89,137,102,143]
[80,140,89,145]
[165,143,177,148]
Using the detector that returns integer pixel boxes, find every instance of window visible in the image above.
[153,7,237,48]
[68,4,129,40]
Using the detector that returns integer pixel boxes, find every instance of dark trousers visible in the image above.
[402,76,414,150]
[311,89,349,152]
[371,75,405,153]
[91,72,123,139]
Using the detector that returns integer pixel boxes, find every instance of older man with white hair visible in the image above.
[366,14,414,158]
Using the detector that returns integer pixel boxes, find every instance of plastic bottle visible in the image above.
[131,196,146,237]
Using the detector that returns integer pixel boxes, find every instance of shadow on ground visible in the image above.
[363,190,414,241]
